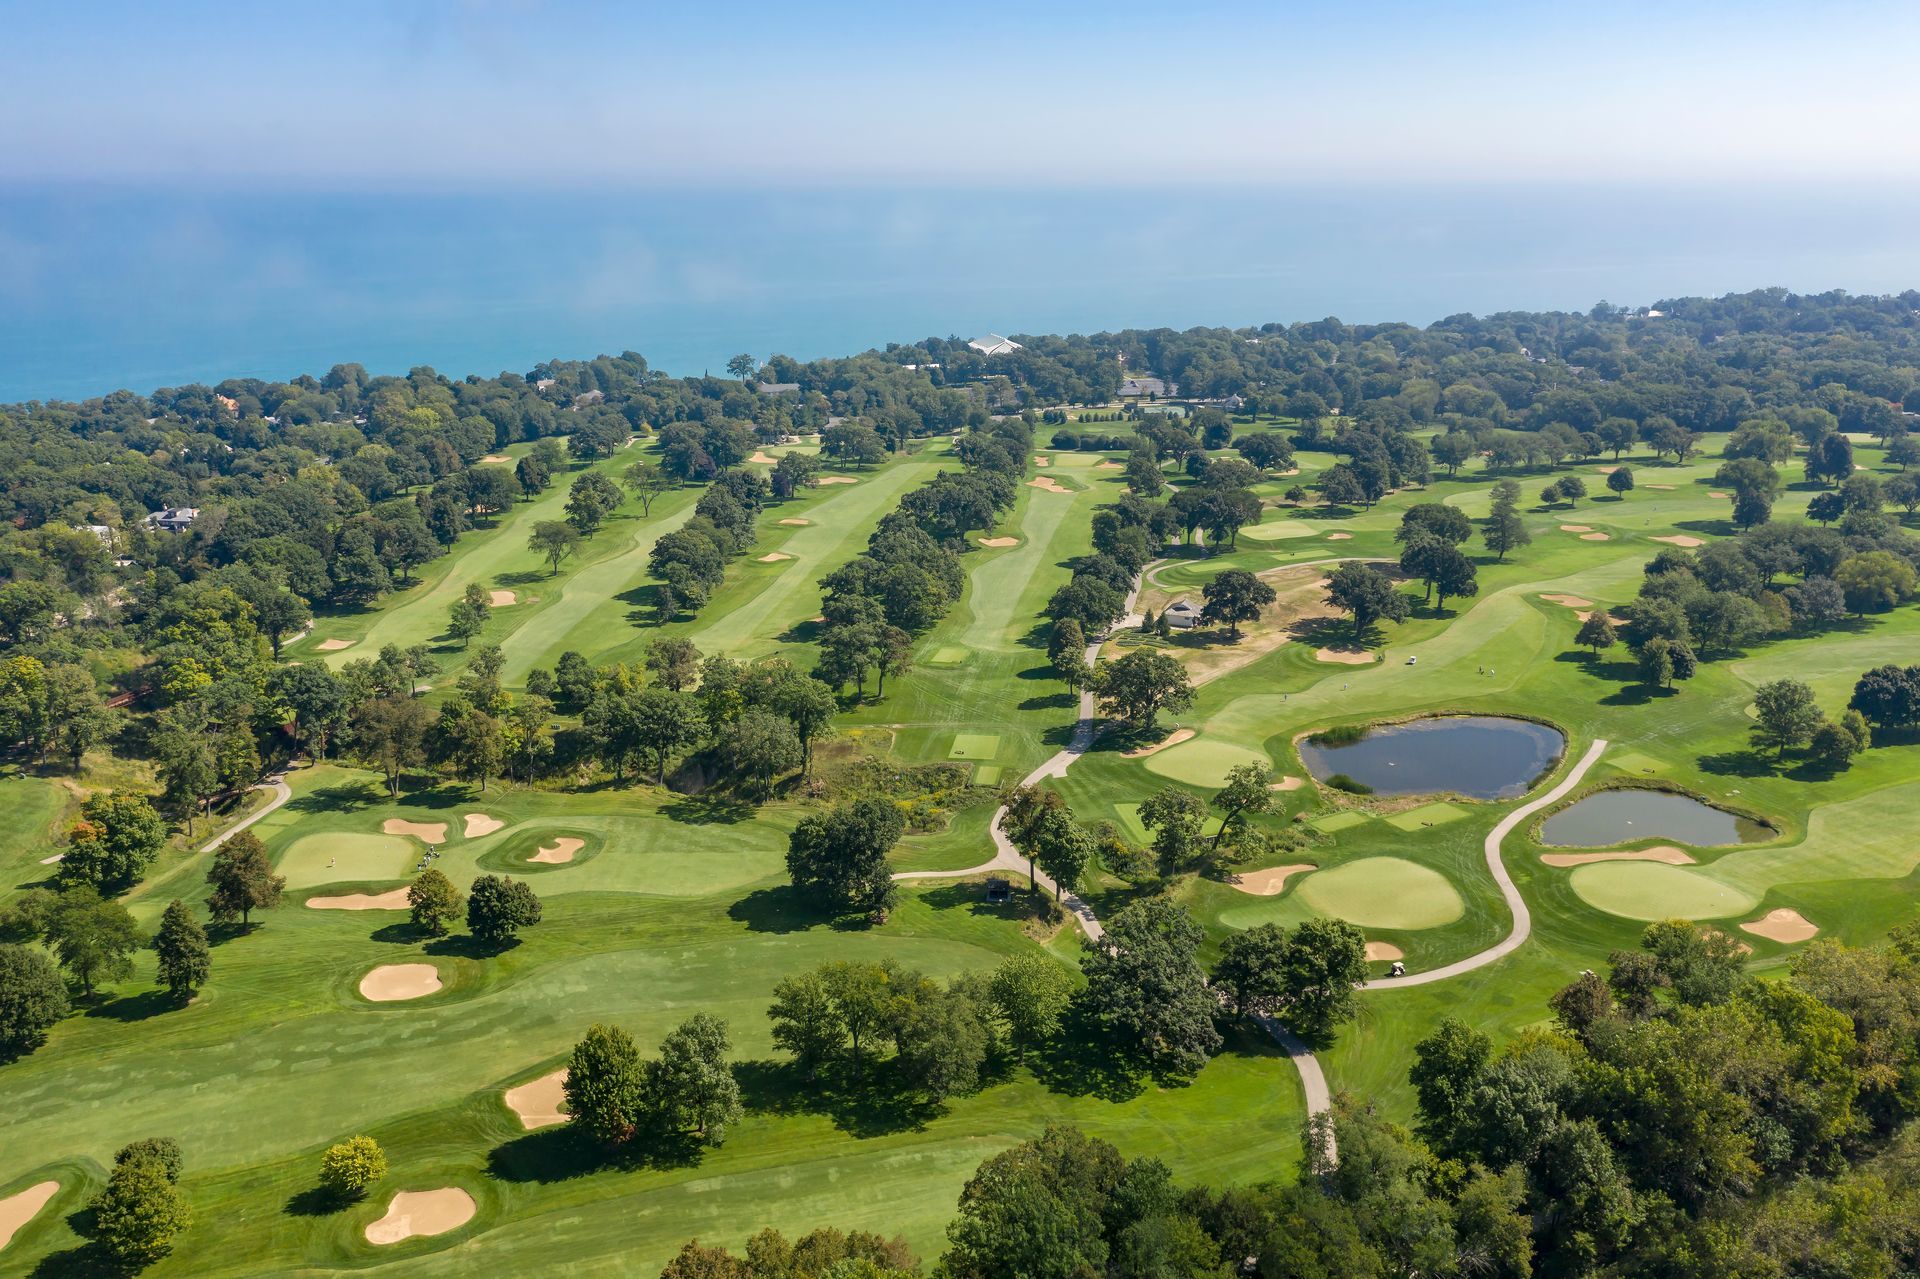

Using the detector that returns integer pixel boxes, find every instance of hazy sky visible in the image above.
[7,0,1919,185]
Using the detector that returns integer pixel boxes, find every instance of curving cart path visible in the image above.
[895,559,1611,1163]
[198,772,293,853]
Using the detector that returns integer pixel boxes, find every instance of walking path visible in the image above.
[198,773,293,853]
[895,557,1611,1165]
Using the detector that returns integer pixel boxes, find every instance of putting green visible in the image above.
[949,733,1001,760]
[276,833,417,889]
[1236,519,1321,542]
[926,646,970,667]
[1606,750,1666,776]
[1307,809,1371,833]
[972,765,1003,787]
[1142,737,1271,788]
[1296,857,1465,929]
[1568,861,1759,921]
[1384,802,1470,832]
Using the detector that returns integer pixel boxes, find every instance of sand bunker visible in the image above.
[755,552,793,563]
[1034,455,1051,466]
[1270,775,1305,791]
[505,1069,570,1129]
[1579,532,1612,541]
[38,852,64,864]
[748,451,779,464]
[317,639,356,652]
[488,589,517,607]
[307,887,412,910]
[1593,465,1619,473]
[464,813,504,839]
[0,1180,60,1252]
[1540,845,1696,868]
[1560,524,1593,533]
[383,819,448,843]
[1645,483,1676,490]
[1364,942,1404,962]
[818,475,859,484]
[1708,491,1730,499]
[1650,535,1704,547]
[778,517,811,526]
[365,1188,477,1245]
[479,454,510,464]
[1315,646,1376,665]
[1325,532,1353,540]
[529,837,584,865]
[1540,593,1594,609]
[1740,908,1819,944]
[360,963,442,1002]
[1095,460,1124,470]
[1124,728,1195,758]
[1230,864,1317,896]
[1028,477,1071,494]
[977,536,1020,548]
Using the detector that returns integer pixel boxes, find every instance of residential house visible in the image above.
[145,507,200,532]
[1162,599,1203,630]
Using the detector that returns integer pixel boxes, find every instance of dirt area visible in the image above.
[1124,728,1195,758]
[307,888,412,910]
[365,1188,477,1244]
[1028,477,1071,494]
[504,1069,570,1128]
[977,536,1020,548]
[1650,534,1704,547]
[1739,908,1819,943]
[383,819,448,843]
[1364,942,1405,962]
[1230,864,1316,896]
[530,837,584,864]
[464,813,504,838]
[756,552,793,562]
[1540,845,1695,868]
[0,1181,60,1251]
[317,639,355,652]
[1539,593,1594,609]
[359,963,442,1002]
[489,589,517,607]
[1579,532,1612,541]
[1316,646,1376,665]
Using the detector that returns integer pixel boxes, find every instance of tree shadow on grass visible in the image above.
[488,1123,704,1185]
[493,569,546,588]
[83,989,181,1023]
[1026,1015,1145,1104]
[370,922,434,946]
[727,885,836,934]
[1698,749,1775,779]
[26,1207,129,1279]
[282,1185,342,1218]
[733,1059,943,1138]
[660,793,758,826]
[1018,692,1077,712]
[286,782,384,815]
[424,932,516,959]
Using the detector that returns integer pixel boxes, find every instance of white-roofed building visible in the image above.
[968,333,1023,356]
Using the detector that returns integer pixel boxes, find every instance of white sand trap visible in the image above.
[756,552,793,562]
[383,819,449,843]
[529,837,584,865]
[307,887,412,910]
[1124,728,1195,758]
[0,1180,59,1252]
[977,536,1020,548]
[1539,593,1594,609]
[365,1188,476,1245]
[1027,477,1071,494]
[1034,456,1051,466]
[748,451,779,464]
[1270,775,1305,791]
[359,963,442,1002]
[1095,460,1124,470]
[1579,532,1612,541]
[1708,491,1730,499]
[1540,845,1696,868]
[1644,483,1676,490]
[1650,535,1704,547]
[778,518,811,526]
[818,475,859,484]
[504,1069,570,1129]
[1559,524,1593,533]
[1325,532,1352,540]
[38,852,64,864]
[1740,908,1818,944]
[1593,465,1619,473]
[479,454,510,464]
[1365,942,1404,962]
[488,589,517,607]
[1231,864,1317,895]
[1316,646,1376,665]
[317,639,356,652]
[464,813,504,839]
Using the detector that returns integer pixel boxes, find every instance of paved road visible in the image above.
[197,773,293,853]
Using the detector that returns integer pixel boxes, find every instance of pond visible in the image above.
[1540,788,1769,848]
[1297,716,1566,801]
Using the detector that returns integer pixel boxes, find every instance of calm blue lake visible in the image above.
[5,183,1919,402]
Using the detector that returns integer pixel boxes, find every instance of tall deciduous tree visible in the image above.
[205,831,284,928]
[408,868,462,936]
[647,1012,743,1143]
[786,797,903,916]
[467,874,541,948]
[1079,897,1221,1078]
[46,885,141,997]
[565,1022,647,1147]
[1200,569,1275,638]
[151,899,209,1002]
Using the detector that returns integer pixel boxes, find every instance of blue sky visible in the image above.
[6,0,1917,186]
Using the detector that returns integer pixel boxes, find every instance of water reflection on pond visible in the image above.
[1298,716,1566,800]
